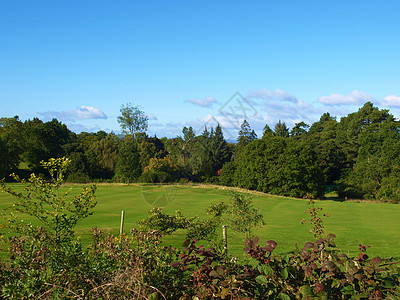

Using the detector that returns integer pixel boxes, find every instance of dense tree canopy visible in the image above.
[233,136,324,198]
[2,102,400,201]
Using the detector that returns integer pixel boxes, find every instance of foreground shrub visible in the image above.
[1,227,399,299]
[0,159,398,299]
[168,235,400,300]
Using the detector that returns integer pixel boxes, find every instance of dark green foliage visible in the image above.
[336,103,400,200]
[23,118,74,171]
[336,102,392,169]
[235,120,257,164]
[262,123,274,138]
[235,136,324,198]
[3,101,400,200]
[115,138,141,183]
[0,116,23,179]
[290,121,309,137]
[273,120,289,137]
[340,120,400,201]
[0,138,8,179]
[209,124,231,172]
[163,124,231,181]
[66,151,90,182]
[140,170,171,183]
[137,135,157,170]
[305,113,346,185]
[237,119,257,146]
[148,136,168,158]
[219,160,237,186]
[85,132,119,179]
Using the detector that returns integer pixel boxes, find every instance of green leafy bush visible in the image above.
[0,159,399,299]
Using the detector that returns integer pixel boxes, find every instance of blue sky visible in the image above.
[1,1,400,139]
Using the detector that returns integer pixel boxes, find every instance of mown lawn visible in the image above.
[1,183,399,259]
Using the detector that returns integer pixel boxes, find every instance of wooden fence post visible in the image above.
[222,225,227,255]
[119,210,125,242]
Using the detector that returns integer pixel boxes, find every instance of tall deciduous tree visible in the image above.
[117,103,149,137]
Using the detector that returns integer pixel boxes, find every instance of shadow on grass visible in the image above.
[324,195,345,202]
[324,191,345,202]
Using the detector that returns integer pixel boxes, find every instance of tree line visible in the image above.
[1,101,400,201]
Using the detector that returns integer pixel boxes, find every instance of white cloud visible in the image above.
[185,96,217,108]
[147,114,158,120]
[382,95,400,107]
[248,88,298,103]
[318,90,374,105]
[39,106,107,121]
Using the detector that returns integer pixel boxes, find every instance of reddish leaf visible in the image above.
[315,282,324,294]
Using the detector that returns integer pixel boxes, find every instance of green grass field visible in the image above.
[1,183,399,260]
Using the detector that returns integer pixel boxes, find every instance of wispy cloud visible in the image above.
[66,123,101,133]
[147,121,184,138]
[382,95,400,107]
[318,90,374,105]
[248,89,298,103]
[147,114,158,120]
[39,106,107,121]
[185,96,217,108]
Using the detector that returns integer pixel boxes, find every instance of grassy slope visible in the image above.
[1,183,399,259]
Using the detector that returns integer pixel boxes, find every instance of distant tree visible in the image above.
[340,117,400,200]
[115,138,141,183]
[0,116,24,177]
[262,124,274,139]
[235,136,324,198]
[237,120,257,145]
[235,120,257,159]
[209,124,231,172]
[336,102,392,170]
[274,120,289,137]
[182,126,195,143]
[219,161,236,186]
[0,138,8,179]
[308,113,336,136]
[23,118,74,171]
[304,115,345,185]
[147,136,168,158]
[290,121,309,137]
[137,136,157,170]
[85,133,119,179]
[117,103,149,137]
